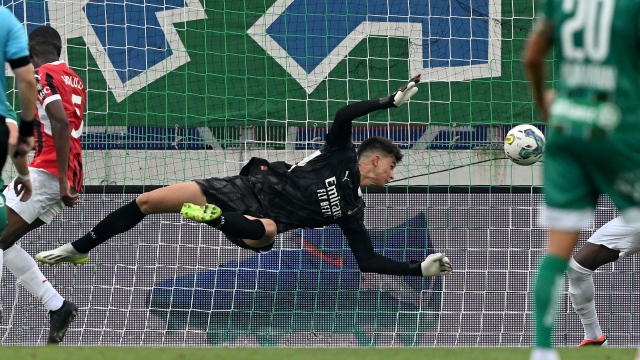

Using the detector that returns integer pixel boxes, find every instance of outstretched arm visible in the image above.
[326,75,421,147]
[340,218,451,277]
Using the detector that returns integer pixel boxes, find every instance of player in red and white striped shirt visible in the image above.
[30,59,84,193]
[0,26,83,344]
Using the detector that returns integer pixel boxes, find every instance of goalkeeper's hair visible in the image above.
[29,26,62,58]
[357,136,403,163]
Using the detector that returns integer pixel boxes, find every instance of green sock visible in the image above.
[534,254,568,348]
[0,193,7,234]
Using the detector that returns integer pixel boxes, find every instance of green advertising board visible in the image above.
[9,0,539,129]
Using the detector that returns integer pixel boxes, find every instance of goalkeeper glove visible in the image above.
[421,252,452,277]
[391,74,421,107]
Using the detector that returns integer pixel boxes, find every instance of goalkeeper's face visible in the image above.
[359,154,397,187]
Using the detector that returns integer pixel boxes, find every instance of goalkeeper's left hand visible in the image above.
[391,74,421,107]
[420,252,453,277]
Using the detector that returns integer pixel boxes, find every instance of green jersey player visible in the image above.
[524,0,640,359]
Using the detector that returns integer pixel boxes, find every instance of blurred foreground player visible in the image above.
[524,0,640,358]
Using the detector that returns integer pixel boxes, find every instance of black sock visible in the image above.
[71,199,147,253]
[205,212,266,240]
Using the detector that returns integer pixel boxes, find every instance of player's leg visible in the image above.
[182,204,277,249]
[1,172,59,307]
[1,170,79,344]
[568,244,615,346]
[568,216,632,346]
[535,230,580,333]
[0,211,58,309]
[38,181,207,263]
[571,215,640,346]
[4,243,78,344]
[241,215,277,247]
[531,230,581,360]
[182,176,277,251]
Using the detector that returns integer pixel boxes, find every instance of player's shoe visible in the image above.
[578,335,607,347]
[181,203,221,223]
[47,300,78,345]
[36,243,89,265]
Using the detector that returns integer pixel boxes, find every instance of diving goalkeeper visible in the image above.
[37,75,452,278]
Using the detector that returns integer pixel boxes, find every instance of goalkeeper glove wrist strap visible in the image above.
[408,260,422,276]
[379,95,396,108]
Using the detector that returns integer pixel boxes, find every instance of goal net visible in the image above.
[1,0,638,348]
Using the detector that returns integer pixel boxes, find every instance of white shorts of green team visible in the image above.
[3,167,65,224]
[589,216,640,259]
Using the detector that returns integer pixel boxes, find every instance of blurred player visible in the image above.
[0,8,37,234]
[0,26,84,344]
[523,0,640,358]
[38,75,452,278]
[0,2,37,327]
[568,216,640,346]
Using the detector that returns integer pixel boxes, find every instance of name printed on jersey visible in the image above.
[61,75,84,90]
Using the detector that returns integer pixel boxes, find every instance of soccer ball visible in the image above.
[504,124,545,165]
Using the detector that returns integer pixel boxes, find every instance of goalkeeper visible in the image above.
[37,75,452,278]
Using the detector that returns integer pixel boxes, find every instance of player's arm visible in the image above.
[42,85,78,207]
[339,218,452,277]
[5,13,36,157]
[325,75,421,147]
[7,120,28,174]
[11,65,37,158]
[6,117,32,201]
[12,65,36,127]
[523,18,554,121]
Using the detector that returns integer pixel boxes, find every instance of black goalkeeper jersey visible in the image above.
[241,142,363,233]
[238,98,423,276]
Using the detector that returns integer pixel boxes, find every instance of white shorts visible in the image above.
[4,168,64,224]
[588,216,640,258]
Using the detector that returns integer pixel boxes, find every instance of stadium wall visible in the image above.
[2,149,542,187]
[1,192,637,347]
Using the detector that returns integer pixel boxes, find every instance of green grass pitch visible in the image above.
[0,347,635,360]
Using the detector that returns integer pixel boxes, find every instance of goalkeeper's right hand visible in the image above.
[391,74,421,107]
[421,252,452,277]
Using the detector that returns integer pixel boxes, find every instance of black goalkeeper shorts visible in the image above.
[193,175,265,218]
[194,176,274,253]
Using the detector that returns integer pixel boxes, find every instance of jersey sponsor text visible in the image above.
[317,176,342,219]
